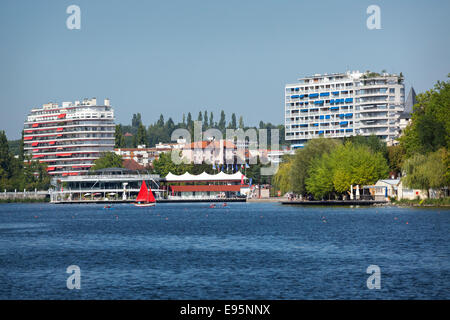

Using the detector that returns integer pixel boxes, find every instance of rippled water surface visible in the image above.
[0,202,448,299]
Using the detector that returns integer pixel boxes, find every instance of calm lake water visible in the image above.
[0,202,448,299]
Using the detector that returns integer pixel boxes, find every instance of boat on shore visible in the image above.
[134,180,156,207]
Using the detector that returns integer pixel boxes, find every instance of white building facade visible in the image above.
[23,98,115,176]
[285,71,405,148]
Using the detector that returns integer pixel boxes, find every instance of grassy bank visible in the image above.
[392,198,450,207]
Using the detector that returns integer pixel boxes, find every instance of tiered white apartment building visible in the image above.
[285,71,405,149]
[23,98,115,176]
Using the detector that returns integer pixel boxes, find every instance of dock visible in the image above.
[51,198,247,204]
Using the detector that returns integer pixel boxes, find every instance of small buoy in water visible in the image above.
[209,204,215,208]
[394,217,398,220]
[165,217,168,220]
[223,203,227,207]
[406,222,408,224]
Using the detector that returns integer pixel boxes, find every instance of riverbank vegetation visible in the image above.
[0,131,51,192]
[274,137,389,199]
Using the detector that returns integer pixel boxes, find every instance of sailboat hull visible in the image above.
[134,203,156,207]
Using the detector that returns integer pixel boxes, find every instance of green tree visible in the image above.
[218,110,226,132]
[387,145,406,174]
[238,116,244,129]
[329,143,389,193]
[203,110,208,128]
[305,153,335,199]
[134,123,147,147]
[228,113,237,129]
[290,138,342,195]
[91,152,124,171]
[402,148,448,197]
[400,78,450,156]
[272,155,293,195]
[209,112,214,128]
[131,113,142,129]
[114,124,125,148]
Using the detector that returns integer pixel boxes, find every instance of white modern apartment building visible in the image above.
[285,71,405,148]
[23,98,115,176]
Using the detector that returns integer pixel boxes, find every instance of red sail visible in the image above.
[136,181,149,202]
[147,188,156,203]
[136,180,156,203]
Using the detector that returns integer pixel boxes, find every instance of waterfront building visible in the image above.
[285,71,405,148]
[49,169,248,203]
[23,98,115,176]
[165,171,249,200]
[49,168,162,203]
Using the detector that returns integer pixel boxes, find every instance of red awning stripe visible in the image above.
[170,185,249,192]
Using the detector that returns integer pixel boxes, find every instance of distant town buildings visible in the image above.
[285,71,408,149]
[23,98,115,176]
[114,145,172,168]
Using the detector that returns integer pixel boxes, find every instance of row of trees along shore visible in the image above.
[0,130,51,191]
[114,110,286,148]
[273,77,450,199]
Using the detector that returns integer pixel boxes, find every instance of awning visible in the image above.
[31,142,39,146]
[165,171,248,182]
[46,167,55,171]
[57,113,66,119]
[56,128,63,132]
[170,185,249,192]
[32,124,39,128]
[24,136,33,140]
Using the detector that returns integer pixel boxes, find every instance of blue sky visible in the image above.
[1,0,449,139]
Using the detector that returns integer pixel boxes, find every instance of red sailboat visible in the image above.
[134,180,156,207]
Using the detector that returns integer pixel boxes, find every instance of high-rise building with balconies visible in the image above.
[23,98,115,176]
[285,71,405,149]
